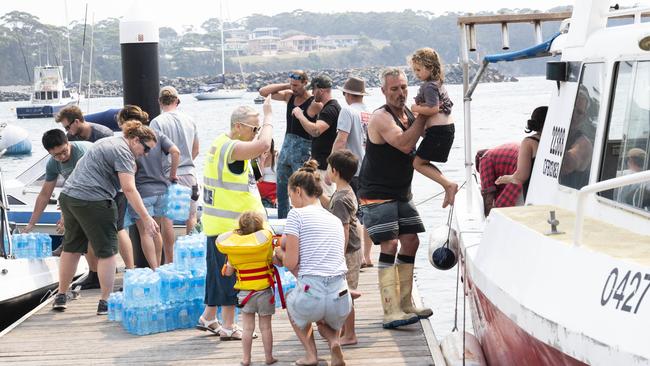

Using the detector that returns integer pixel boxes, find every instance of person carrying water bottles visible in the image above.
[196,96,274,340]
[52,121,159,315]
[217,211,278,366]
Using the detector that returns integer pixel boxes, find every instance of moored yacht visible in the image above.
[16,65,81,119]
[453,1,650,364]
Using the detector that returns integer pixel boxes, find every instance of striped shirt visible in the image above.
[284,204,347,277]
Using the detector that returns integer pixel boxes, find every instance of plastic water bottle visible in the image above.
[165,184,191,221]
[114,292,123,322]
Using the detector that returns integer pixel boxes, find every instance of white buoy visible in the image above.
[0,124,32,155]
[440,331,488,366]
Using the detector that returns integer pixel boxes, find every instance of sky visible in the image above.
[1,0,645,32]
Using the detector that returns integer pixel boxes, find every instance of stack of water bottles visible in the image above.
[275,266,297,308]
[107,234,208,335]
[165,184,192,221]
[11,232,52,259]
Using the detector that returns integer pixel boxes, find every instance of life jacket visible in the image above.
[203,133,265,235]
[216,228,286,308]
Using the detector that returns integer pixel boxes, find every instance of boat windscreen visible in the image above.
[14,154,49,186]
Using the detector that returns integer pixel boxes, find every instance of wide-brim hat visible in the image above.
[338,76,369,96]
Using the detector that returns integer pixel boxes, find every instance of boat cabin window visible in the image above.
[46,91,52,100]
[53,91,58,99]
[40,91,46,100]
[62,90,70,98]
[559,63,604,190]
[599,61,650,212]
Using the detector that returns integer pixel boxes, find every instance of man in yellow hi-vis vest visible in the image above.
[196,96,275,340]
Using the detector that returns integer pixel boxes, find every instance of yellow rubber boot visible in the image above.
[378,266,420,329]
[397,263,433,319]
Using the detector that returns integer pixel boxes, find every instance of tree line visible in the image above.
[0,6,572,85]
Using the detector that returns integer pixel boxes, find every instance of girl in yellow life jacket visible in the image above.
[218,211,277,366]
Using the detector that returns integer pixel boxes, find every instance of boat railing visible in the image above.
[574,170,650,246]
[0,155,14,258]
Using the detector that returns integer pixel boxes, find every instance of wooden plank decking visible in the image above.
[0,259,437,365]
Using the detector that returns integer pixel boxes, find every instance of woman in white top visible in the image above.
[274,160,351,366]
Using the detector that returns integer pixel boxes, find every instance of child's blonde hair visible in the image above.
[409,47,444,83]
[236,211,265,235]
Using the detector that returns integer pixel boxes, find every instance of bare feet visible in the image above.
[340,336,358,346]
[265,356,278,365]
[330,343,346,366]
[442,182,459,208]
[294,358,319,366]
[350,290,361,300]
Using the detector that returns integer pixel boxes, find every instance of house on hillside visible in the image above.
[251,27,280,39]
[319,35,360,49]
[248,36,280,55]
[224,38,248,55]
[279,35,319,52]
[225,27,250,40]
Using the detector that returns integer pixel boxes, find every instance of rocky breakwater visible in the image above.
[163,62,516,94]
[0,63,516,101]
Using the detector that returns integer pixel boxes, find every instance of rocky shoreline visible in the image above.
[1,63,516,101]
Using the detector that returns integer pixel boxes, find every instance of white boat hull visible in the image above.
[194,89,246,100]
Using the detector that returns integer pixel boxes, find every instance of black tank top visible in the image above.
[359,105,416,201]
[523,135,540,200]
[286,95,315,140]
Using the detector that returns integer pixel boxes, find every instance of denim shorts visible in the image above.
[127,194,167,220]
[286,274,351,330]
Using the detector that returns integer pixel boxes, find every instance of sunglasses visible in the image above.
[238,122,260,134]
[289,73,304,81]
[139,139,151,153]
[63,120,76,131]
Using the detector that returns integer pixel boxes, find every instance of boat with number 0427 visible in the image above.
[453,0,650,364]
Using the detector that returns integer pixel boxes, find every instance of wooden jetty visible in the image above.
[0,254,442,365]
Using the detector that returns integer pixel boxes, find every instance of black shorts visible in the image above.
[361,200,425,244]
[416,124,455,163]
[114,192,127,231]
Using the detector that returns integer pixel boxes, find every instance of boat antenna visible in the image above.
[87,13,95,111]
[16,37,31,83]
[220,1,226,78]
[64,0,73,83]
[77,3,88,103]
[48,38,61,66]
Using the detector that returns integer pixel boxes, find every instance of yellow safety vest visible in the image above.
[202,133,265,236]
[216,229,274,291]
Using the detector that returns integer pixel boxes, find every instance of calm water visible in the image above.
[0,76,554,339]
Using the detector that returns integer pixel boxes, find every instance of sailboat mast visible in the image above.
[220,0,225,75]
[64,0,73,83]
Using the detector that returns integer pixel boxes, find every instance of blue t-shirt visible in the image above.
[44,141,93,181]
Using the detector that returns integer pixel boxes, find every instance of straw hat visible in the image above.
[339,76,369,96]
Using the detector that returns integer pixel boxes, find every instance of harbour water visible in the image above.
[0,76,554,338]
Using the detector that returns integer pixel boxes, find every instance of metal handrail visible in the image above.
[0,150,14,258]
[574,170,650,246]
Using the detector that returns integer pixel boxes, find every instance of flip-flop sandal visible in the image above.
[196,316,222,335]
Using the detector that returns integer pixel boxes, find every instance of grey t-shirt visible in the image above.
[135,130,175,198]
[336,102,370,176]
[415,81,453,115]
[329,188,361,254]
[150,111,198,176]
[45,141,93,181]
[67,122,114,143]
[62,136,136,201]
